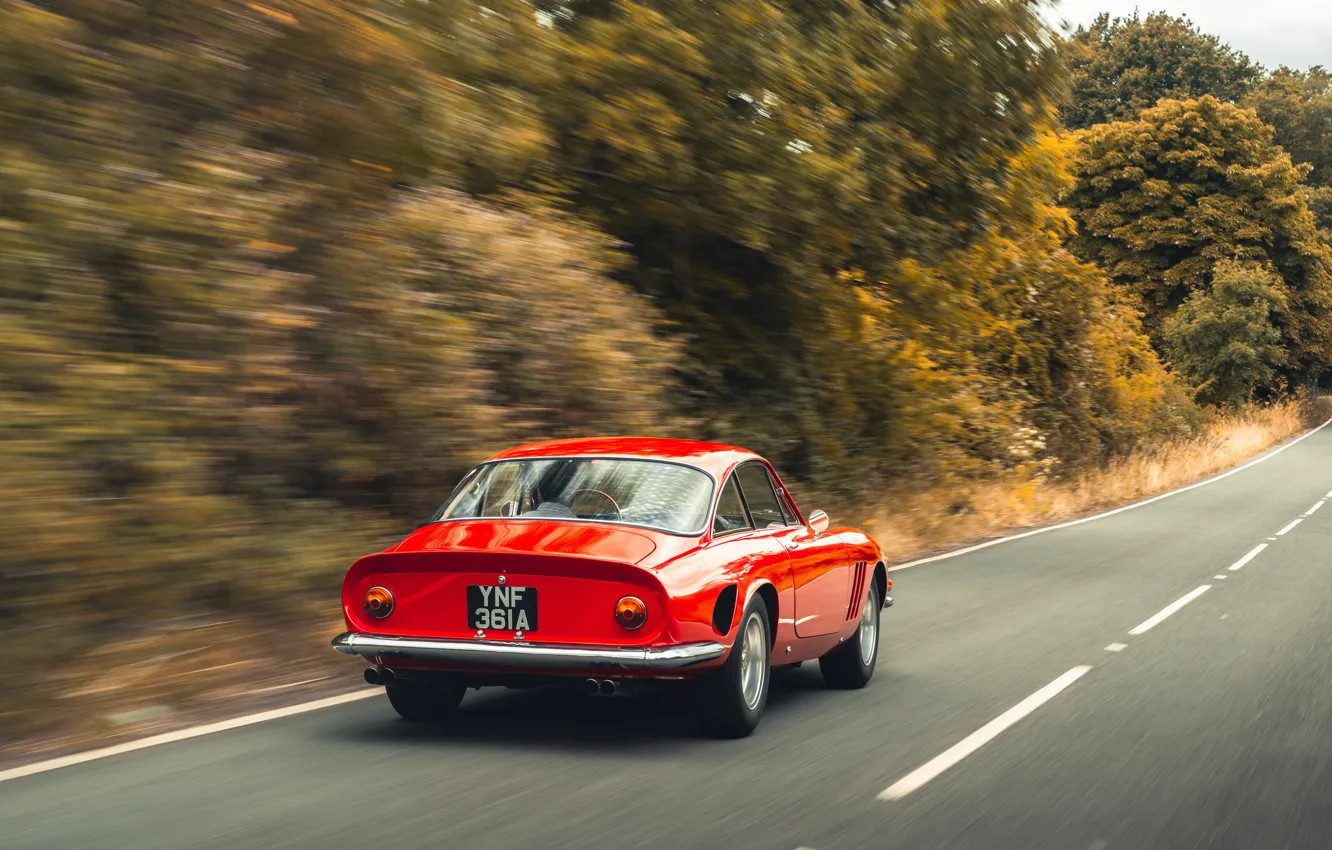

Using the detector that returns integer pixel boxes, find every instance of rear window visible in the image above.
[433,458,714,535]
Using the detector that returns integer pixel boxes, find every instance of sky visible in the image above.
[1044,1,1331,70]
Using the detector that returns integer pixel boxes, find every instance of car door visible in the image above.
[736,462,850,639]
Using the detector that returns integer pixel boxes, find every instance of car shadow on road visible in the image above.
[324,663,904,753]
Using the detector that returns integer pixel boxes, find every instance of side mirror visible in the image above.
[808,510,829,536]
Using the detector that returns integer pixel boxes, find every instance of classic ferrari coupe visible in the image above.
[332,437,890,737]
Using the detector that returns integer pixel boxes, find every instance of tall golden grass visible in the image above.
[864,397,1332,562]
[4,398,1328,764]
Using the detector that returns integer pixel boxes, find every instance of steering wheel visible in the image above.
[570,488,623,521]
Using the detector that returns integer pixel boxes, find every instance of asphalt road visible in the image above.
[5,425,1332,850]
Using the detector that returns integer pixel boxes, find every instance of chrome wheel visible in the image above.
[858,584,878,667]
[739,613,766,710]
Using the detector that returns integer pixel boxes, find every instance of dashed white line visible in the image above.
[1305,500,1325,517]
[1277,518,1303,536]
[1229,543,1268,571]
[1104,643,1127,652]
[879,666,1093,801]
[1214,575,1227,580]
[0,689,380,784]
[1129,586,1211,636]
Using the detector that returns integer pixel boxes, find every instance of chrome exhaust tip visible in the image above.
[583,678,600,696]
[598,679,616,697]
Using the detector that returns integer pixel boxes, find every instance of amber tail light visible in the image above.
[614,596,647,630]
[363,586,394,619]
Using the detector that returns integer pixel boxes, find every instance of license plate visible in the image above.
[467,585,537,632]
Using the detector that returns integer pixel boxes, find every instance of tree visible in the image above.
[1061,12,1263,130]
[1067,96,1332,391]
[1244,67,1332,232]
[1163,261,1288,406]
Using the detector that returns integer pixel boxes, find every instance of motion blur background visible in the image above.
[2,0,1330,748]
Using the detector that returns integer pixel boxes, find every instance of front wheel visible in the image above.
[386,683,466,722]
[819,580,880,689]
[696,598,771,738]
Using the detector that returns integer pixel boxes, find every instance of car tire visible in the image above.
[385,683,466,722]
[819,580,880,689]
[696,597,771,739]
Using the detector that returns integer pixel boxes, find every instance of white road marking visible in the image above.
[0,689,379,784]
[890,417,1332,572]
[878,666,1093,801]
[1129,586,1211,636]
[1277,518,1303,536]
[1268,537,1278,541]
[1326,489,1332,499]
[1213,575,1227,580]
[1305,500,1325,517]
[1104,643,1127,652]
[1229,543,1267,571]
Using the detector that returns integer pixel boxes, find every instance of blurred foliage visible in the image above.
[1,0,1327,736]
[1244,67,1332,233]
[1060,11,1263,130]
[1066,96,1332,396]
[1163,261,1289,407]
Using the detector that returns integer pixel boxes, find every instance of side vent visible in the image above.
[846,562,868,620]
[712,584,738,636]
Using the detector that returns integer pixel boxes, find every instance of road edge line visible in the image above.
[0,689,380,785]
[890,416,1332,573]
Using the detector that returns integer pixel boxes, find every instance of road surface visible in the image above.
[5,424,1332,849]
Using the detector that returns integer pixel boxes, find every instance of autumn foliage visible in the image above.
[0,2,1328,739]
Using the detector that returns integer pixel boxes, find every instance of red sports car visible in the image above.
[332,437,891,737]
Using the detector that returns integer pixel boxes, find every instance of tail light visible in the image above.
[614,596,647,630]
[363,586,394,619]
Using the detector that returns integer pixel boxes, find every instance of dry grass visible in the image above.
[4,398,1328,766]
[865,397,1332,562]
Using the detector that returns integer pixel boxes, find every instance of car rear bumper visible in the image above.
[331,632,727,671]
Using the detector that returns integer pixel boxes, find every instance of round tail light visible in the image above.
[614,596,647,630]
[363,586,394,619]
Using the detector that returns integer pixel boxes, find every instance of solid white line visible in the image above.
[878,666,1093,801]
[0,689,379,784]
[1305,500,1325,517]
[889,416,1332,573]
[1229,543,1267,571]
[1277,518,1303,536]
[1129,586,1211,636]
[1104,643,1127,652]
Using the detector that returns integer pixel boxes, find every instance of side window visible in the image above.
[713,475,753,535]
[776,486,799,525]
[736,464,786,529]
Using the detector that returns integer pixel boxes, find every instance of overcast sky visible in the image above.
[1044,1,1331,70]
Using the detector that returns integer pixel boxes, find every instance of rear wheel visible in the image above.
[819,580,880,689]
[696,597,771,738]
[385,683,466,722]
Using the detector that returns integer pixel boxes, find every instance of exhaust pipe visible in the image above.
[598,679,616,697]
[364,667,396,686]
[583,678,600,696]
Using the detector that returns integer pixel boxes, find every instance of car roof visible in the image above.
[485,437,762,477]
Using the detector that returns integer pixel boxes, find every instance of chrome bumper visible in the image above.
[331,632,727,671]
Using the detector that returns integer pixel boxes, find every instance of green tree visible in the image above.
[1061,12,1263,129]
[1163,261,1288,406]
[1067,96,1332,391]
[1244,66,1332,232]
